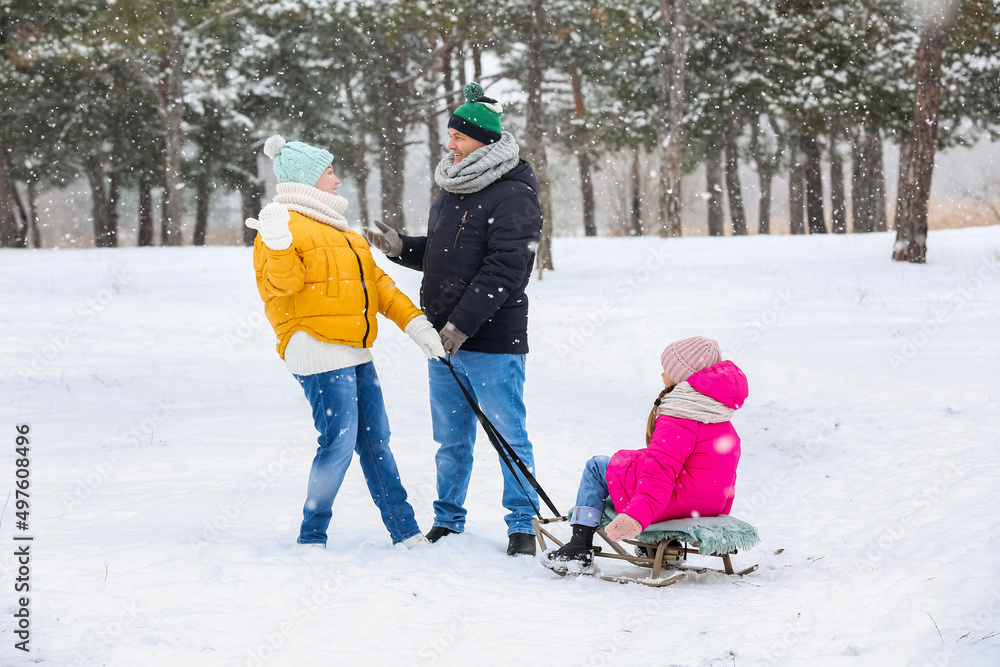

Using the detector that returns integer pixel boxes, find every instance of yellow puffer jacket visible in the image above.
[253,211,422,359]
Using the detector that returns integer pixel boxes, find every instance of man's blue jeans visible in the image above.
[570,455,611,528]
[428,352,537,535]
[295,362,420,546]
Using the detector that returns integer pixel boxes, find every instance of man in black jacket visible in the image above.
[364,82,543,556]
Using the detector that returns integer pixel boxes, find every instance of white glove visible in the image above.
[245,203,293,251]
[405,315,445,360]
[362,219,403,257]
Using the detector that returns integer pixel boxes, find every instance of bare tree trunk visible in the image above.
[788,143,806,235]
[378,113,407,230]
[138,173,155,246]
[872,132,887,232]
[853,129,887,234]
[107,169,119,247]
[26,180,40,248]
[427,119,442,204]
[472,44,482,81]
[631,148,643,236]
[375,39,408,231]
[752,116,782,235]
[426,41,443,205]
[705,153,725,237]
[801,133,826,234]
[830,133,846,234]
[0,135,22,247]
[240,141,263,246]
[894,24,945,262]
[893,133,913,233]
[85,155,114,248]
[576,150,597,236]
[576,150,596,237]
[851,130,871,233]
[456,40,466,90]
[724,113,747,236]
[159,23,185,246]
[0,24,15,246]
[160,187,168,247]
[656,0,684,238]
[343,74,371,229]
[526,0,553,273]
[443,47,456,109]
[757,170,772,235]
[569,64,596,237]
[193,160,210,246]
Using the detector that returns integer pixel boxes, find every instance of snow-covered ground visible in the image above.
[2,227,999,667]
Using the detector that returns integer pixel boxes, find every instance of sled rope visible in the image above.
[442,356,562,520]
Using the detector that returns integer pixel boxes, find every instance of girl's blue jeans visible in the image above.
[571,455,611,527]
[295,362,420,546]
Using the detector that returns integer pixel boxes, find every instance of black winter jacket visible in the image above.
[393,160,542,354]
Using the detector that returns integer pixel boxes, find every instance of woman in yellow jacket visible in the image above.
[246,136,444,549]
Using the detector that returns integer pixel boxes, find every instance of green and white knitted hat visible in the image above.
[448,82,503,145]
[263,135,333,186]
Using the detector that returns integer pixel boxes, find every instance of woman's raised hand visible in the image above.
[246,203,292,251]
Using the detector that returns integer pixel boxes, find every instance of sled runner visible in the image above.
[534,500,760,587]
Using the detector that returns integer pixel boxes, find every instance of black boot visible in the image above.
[425,526,458,543]
[541,524,596,574]
[507,532,537,557]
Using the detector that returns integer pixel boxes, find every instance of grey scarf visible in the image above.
[658,382,735,423]
[434,131,521,194]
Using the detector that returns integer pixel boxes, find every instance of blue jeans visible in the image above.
[295,362,420,546]
[428,352,537,535]
[570,456,611,527]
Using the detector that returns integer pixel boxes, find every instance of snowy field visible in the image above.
[2,227,1000,667]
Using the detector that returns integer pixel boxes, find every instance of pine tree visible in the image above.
[894,0,1000,262]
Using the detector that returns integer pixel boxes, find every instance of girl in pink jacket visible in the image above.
[542,336,749,574]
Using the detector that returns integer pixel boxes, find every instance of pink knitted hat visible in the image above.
[660,336,721,383]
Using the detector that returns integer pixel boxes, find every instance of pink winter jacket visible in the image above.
[606,360,749,529]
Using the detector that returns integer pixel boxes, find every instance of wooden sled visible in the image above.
[534,502,760,587]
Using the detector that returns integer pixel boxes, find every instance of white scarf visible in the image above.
[434,131,521,194]
[273,182,350,230]
[657,382,735,423]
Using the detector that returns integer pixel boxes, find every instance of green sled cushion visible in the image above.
[601,499,760,555]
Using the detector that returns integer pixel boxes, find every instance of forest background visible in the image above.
[0,0,998,264]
